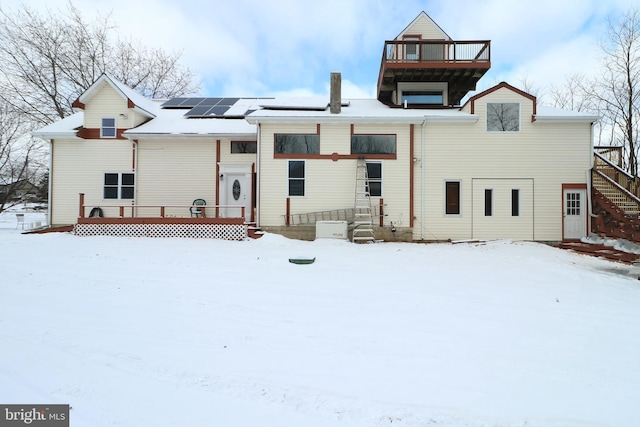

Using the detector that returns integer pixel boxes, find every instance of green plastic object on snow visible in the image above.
[288,257,316,265]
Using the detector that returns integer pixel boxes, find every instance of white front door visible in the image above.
[219,163,252,221]
[563,189,587,240]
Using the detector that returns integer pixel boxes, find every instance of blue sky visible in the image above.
[14,0,640,103]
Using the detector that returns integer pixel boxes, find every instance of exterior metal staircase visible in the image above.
[352,158,376,243]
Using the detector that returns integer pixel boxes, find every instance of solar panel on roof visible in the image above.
[217,97,240,106]
[184,106,213,116]
[161,98,189,108]
[199,97,222,106]
[208,106,231,115]
[180,97,207,107]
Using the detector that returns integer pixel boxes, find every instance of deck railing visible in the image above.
[78,193,245,221]
[382,40,491,64]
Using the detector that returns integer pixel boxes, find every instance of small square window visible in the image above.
[103,172,135,199]
[487,103,520,132]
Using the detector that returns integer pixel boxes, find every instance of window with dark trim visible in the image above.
[401,90,443,105]
[104,173,135,199]
[351,135,396,155]
[275,134,319,154]
[231,141,257,153]
[487,103,520,132]
[101,118,116,138]
[484,189,493,216]
[445,181,460,215]
[288,161,305,196]
[512,189,520,216]
[366,162,382,197]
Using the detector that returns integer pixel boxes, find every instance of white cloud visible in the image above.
[8,0,640,102]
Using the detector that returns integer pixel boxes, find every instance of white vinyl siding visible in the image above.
[258,122,411,227]
[136,138,217,218]
[50,139,133,225]
[413,86,591,242]
[84,83,130,130]
[398,14,450,40]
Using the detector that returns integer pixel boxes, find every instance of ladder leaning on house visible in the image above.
[352,158,376,243]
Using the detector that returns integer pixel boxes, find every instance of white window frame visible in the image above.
[486,102,520,132]
[101,117,117,138]
[287,160,305,197]
[103,172,135,200]
[366,161,383,197]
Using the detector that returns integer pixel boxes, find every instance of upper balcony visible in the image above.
[377,39,491,106]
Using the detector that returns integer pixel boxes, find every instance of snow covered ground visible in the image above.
[1,208,639,427]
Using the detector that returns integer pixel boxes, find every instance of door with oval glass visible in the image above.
[219,163,252,221]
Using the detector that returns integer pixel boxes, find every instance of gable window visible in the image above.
[275,134,319,154]
[351,135,396,155]
[231,141,257,153]
[288,160,305,196]
[484,189,493,216]
[512,189,520,217]
[366,162,382,197]
[487,103,520,132]
[445,181,461,215]
[104,172,135,199]
[101,118,116,138]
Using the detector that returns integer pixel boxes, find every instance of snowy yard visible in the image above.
[1,209,639,426]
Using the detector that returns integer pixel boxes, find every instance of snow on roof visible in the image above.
[248,98,478,123]
[106,74,160,117]
[123,107,256,137]
[77,74,159,118]
[535,105,599,122]
[32,113,84,138]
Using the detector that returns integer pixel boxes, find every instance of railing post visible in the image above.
[79,193,85,218]
[286,197,290,226]
[119,206,124,218]
[241,206,245,220]
[160,206,165,218]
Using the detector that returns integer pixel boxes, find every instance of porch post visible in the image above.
[79,193,85,218]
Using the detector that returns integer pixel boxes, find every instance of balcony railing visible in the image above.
[382,39,491,64]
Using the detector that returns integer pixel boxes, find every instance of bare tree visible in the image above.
[579,8,640,175]
[0,102,42,214]
[0,2,201,126]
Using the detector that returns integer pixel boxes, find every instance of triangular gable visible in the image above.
[462,82,537,120]
[71,73,157,118]
[395,11,451,40]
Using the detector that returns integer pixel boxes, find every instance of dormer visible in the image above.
[70,74,158,139]
[377,11,491,107]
